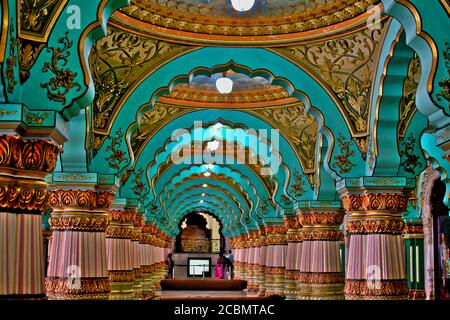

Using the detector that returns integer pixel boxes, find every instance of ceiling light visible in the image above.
[202,184,208,188]
[231,0,255,12]
[216,77,233,94]
[201,193,206,197]
[204,171,211,177]
[200,200,204,203]
[207,139,220,151]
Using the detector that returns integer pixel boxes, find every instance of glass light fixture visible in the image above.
[201,193,206,197]
[202,184,208,188]
[203,171,211,177]
[200,200,204,203]
[231,0,255,12]
[216,76,233,94]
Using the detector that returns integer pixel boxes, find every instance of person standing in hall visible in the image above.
[215,253,226,279]
[167,253,175,279]
[225,249,234,279]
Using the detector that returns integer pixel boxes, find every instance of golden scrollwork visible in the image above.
[104,128,127,170]
[89,26,193,154]
[398,55,420,140]
[298,212,344,226]
[300,230,342,241]
[248,102,317,184]
[274,24,387,154]
[17,0,68,82]
[332,134,356,174]
[40,31,81,104]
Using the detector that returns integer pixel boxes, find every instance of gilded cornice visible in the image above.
[113,1,380,46]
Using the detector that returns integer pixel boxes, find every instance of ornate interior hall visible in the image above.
[0,0,449,301]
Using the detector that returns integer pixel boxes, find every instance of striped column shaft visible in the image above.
[131,215,143,299]
[46,189,114,300]
[284,214,302,300]
[297,209,344,300]
[0,213,45,296]
[140,224,156,298]
[105,209,135,299]
[264,225,287,297]
[340,191,410,300]
[0,135,61,298]
[257,230,267,296]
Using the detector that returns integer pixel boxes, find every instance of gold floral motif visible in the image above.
[107,209,136,225]
[105,128,127,170]
[40,31,81,104]
[132,167,148,197]
[398,55,420,140]
[49,215,109,231]
[399,133,422,174]
[47,189,114,209]
[0,183,48,212]
[0,135,61,173]
[341,192,409,212]
[346,218,405,234]
[344,279,409,299]
[109,270,135,282]
[300,230,342,241]
[105,226,133,239]
[5,19,17,94]
[298,272,344,284]
[45,278,111,295]
[248,102,317,185]
[436,43,450,107]
[332,134,356,174]
[275,25,387,154]
[89,26,193,154]
[299,212,344,226]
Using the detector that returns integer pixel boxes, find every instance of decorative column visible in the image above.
[131,213,143,299]
[257,227,267,296]
[264,224,287,297]
[297,202,344,300]
[283,213,302,300]
[338,178,410,300]
[105,205,136,300]
[0,135,61,298]
[140,223,155,299]
[240,234,249,283]
[46,182,115,299]
[403,222,425,299]
[233,236,243,280]
[246,231,258,290]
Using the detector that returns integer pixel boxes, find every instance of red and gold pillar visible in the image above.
[297,206,344,300]
[105,208,136,299]
[283,214,302,300]
[257,228,267,296]
[46,188,114,299]
[131,213,143,299]
[340,184,409,300]
[0,135,61,298]
[140,223,155,298]
[264,225,287,297]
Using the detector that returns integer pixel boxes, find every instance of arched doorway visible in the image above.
[430,179,450,300]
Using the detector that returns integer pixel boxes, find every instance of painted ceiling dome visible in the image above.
[113,0,382,45]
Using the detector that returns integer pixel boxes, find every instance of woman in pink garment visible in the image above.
[215,253,226,279]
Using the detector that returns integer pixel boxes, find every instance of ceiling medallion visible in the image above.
[231,0,255,12]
